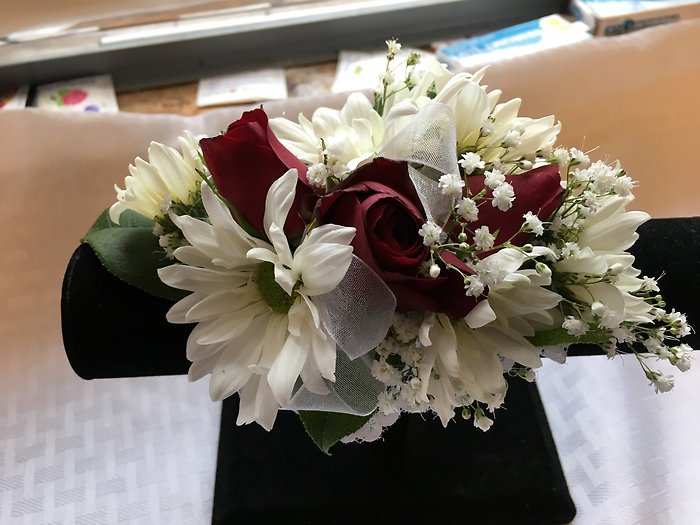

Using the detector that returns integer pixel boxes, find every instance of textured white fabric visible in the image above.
[540,356,700,525]
[1,19,699,523]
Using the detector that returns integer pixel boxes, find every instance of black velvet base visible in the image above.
[212,377,575,525]
[61,243,192,379]
[61,217,700,378]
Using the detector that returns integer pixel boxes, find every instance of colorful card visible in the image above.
[35,75,119,113]
[196,69,288,107]
[0,86,29,110]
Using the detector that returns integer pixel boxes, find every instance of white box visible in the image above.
[570,0,700,35]
[196,69,287,107]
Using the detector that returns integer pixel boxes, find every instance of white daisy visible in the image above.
[416,247,561,427]
[269,93,384,171]
[270,57,560,174]
[109,132,204,224]
[554,194,654,326]
[158,170,356,430]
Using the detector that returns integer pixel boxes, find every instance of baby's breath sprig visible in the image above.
[536,152,694,390]
[305,138,352,192]
[373,39,422,116]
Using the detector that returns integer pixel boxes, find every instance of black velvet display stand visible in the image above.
[62,218,700,525]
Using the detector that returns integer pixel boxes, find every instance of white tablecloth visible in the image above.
[1,19,699,524]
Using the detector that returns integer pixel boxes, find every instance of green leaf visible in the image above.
[298,411,372,455]
[84,208,154,237]
[527,327,609,347]
[84,209,115,236]
[82,209,186,301]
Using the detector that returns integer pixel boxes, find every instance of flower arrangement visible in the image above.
[87,40,693,452]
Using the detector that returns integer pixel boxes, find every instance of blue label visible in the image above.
[440,18,546,58]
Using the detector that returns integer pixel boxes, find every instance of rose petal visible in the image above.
[466,163,563,247]
[200,109,311,237]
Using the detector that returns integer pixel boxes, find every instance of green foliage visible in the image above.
[298,411,372,455]
[255,262,295,314]
[82,209,186,301]
[527,327,609,347]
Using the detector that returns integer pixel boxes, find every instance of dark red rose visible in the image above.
[464,164,564,246]
[200,109,311,237]
[317,158,478,317]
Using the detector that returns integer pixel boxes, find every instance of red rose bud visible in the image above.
[318,158,478,317]
[200,109,312,237]
[466,164,563,247]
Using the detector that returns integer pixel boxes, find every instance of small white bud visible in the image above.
[536,262,552,279]
[609,263,624,275]
[591,301,606,318]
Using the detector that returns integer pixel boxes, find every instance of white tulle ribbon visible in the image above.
[286,255,396,415]
[381,103,459,224]
[287,351,384,416]
[315,255,397,360]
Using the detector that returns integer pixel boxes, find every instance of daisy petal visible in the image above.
[263,169,298,236]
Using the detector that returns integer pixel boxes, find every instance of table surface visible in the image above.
[2,340,699,524]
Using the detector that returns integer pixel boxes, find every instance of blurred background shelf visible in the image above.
[0,0,565,91]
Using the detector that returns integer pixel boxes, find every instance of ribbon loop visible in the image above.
[315,255,396,360]
[286,352,383,416]
[381,103,459,223]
